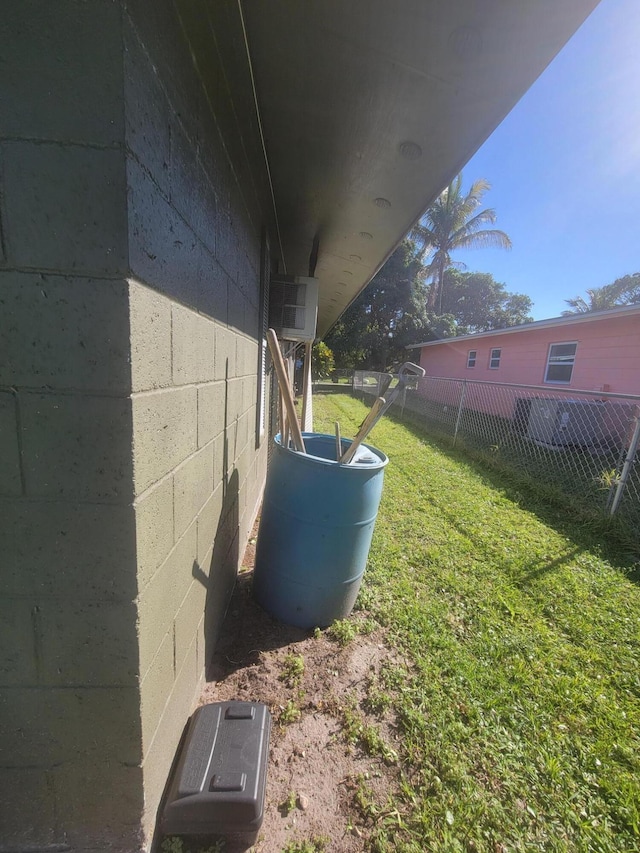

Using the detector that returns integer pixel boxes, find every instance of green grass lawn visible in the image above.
[313,393,640,852]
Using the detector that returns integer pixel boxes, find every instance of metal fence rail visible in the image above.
[353,371,640,530]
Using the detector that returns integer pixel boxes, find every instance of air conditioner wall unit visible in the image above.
[269,275,319,342]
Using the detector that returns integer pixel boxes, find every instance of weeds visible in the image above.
[279,697,302,725]
[281,653,305,687]
[340,704,398,765]
[281,837,328,853]
[160,839,224,853]
[327,618,358,646]
[279,790,298,817]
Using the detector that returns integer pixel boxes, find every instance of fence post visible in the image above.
[609,407,640,516]
[453,380,467,447]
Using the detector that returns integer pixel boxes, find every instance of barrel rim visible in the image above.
[274,432,389,469]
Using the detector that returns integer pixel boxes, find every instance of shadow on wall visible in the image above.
[192,465,240,676]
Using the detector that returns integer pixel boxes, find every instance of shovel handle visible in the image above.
[267,329,306,453]
[340,397,386,464]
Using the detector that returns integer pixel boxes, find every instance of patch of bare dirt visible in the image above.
[193,520,409,853]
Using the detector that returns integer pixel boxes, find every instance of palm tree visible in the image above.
[562,274,640,314]
[412,174,512,313]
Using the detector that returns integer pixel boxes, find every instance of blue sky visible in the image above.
[453,0,640,321]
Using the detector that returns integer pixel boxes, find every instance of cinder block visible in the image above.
[2,141,127,275]
[0,0,124,144]
[0,272,131,393]
[195,611,207,681]
[129,280,172,392]
[135,476,174,592]
[0,499,137,601]
[196,482,224,565]
[0,767,56,848]
[127,157,201,312]
[172,304,216,386]
[137,521,197,678]
[0,686,142,767]
[216,211,240,284]
[199,117,233,217]
[198,256,229,324]
[225,377,244,423]
[123,20,171,196]
[37,599,139,687]
[169,116,218,258]
[174,580,206,676]
[236,336,258,378]
[243,373,258,413]
[214,324,236,380]
[21,393,133,501]
[225,419,239,470]
[228,279,246,333]
[200,538,238,649]
[131,386,197,495]
[139,630,175,753]
[141,633,200,834]
[125,0,201,135]
[174,444,214,541]
[197,381,226,448]
[0,392,21,496]
[51,759,144,850]
[243,296,260,338]
[0,601,37,685]
[214,431,228,487]
[236,441,252,489]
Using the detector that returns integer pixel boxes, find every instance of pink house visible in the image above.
[409,304,640,396]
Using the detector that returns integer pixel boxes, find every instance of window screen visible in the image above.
[489,348,501,369]
[467,350,477,368]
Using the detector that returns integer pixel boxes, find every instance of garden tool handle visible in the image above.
[267,329,306,453]
[340,397,386,464]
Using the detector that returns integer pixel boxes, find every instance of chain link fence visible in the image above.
[353,371,640,531]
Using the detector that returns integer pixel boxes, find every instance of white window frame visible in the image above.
[467,350,477,368]
[489,347,501,369]
[544,341,577,385]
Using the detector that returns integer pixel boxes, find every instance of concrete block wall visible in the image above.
[0,2,145,849]
[1,0,272,849]
[123,0,270,838]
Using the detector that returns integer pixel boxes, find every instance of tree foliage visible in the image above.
[325,241,426,371]
[440,269,533,333]
[311,341,334,379]
[326,241,532,370]
[563,273,640,314]
[411,174,512,313]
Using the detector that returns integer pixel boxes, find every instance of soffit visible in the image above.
[238,0,599,337]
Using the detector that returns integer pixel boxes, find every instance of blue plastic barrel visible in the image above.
[253,433,388,629]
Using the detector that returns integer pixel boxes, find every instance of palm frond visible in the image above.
[452,228,512,252]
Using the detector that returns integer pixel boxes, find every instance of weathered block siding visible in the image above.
[0,2,144,849]
[124,0,269,840]
[1,0,270,849]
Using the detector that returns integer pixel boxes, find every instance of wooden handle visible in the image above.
[267,329,306,453]
[340,397,385,464]
[335,421,341,461]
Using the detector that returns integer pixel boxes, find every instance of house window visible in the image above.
[489,348,501,369]
[467,350,477,368]
[545,342,577,384]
